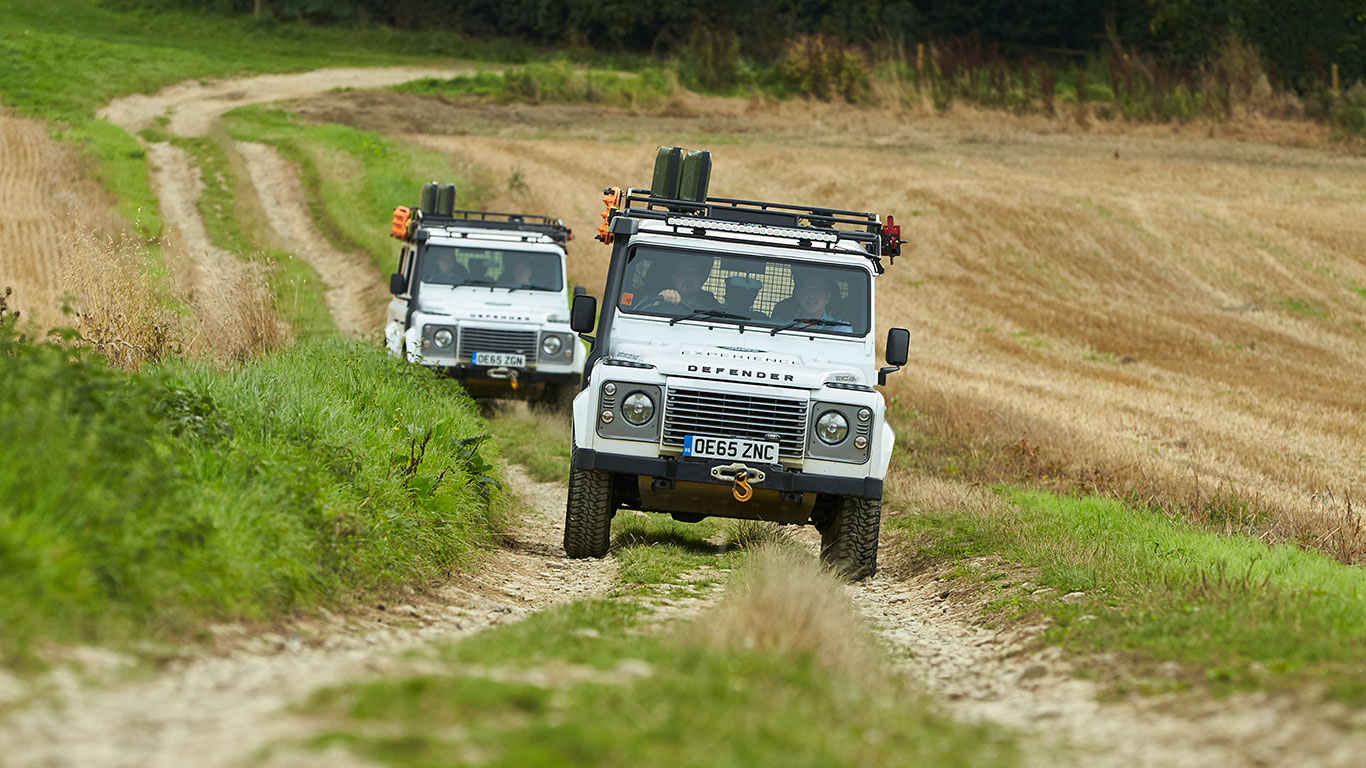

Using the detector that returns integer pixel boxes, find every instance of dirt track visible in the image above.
[97,66,485,336]
[235,140,385,337]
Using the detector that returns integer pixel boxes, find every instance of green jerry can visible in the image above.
[651,146,711,202]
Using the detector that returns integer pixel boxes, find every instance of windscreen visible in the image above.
[419,245,563,291]
[616,246,870,336]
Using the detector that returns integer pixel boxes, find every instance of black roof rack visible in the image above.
[414,208,572,248]
[610,188,896,272]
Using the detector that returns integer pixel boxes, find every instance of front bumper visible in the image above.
[433,363,581,385]
[574,449,883,498]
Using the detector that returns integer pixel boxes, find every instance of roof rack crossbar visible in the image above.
[621,189,881,235]
[614,189,885,270]
[415,208,571,246]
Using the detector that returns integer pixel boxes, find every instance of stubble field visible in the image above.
[292,89,1366,556]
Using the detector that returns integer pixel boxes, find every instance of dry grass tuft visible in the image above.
[181,255,287,365]
[692,546,876,680]
[59,230,184,369]
[58,229,284,370]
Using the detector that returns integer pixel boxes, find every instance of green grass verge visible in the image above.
[485,403,572,484]
[395,62,675,110]
[300,594,1020,768]
[888,486,1366,703]
[222,106,490,274]
[0,319,503,665]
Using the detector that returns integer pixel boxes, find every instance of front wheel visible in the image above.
[563,448,613,558]
[819,496,882,580]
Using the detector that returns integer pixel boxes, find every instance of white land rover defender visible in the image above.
[565,148,910,579]
[385,183,585,404]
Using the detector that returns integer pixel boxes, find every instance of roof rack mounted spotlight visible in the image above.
[665,215,840,243]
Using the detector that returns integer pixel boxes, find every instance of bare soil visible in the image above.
[0,465,611,768]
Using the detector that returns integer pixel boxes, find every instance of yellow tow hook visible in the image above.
[509,369,519,391]
[732,470,753,503]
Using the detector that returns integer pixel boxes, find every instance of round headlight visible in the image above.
[541,335,563,356]
[621,391,655,425]
[433,328,454,348]
[815,410,849,445]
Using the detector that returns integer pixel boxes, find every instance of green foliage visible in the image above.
[0,316,502,664]
[396,63,676,110]
[889,488,1366,703]
[675,26,749,93]
[773,35,871,102]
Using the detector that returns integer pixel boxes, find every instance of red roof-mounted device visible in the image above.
[880,215,902,264]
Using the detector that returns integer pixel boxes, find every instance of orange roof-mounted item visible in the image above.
[390,206,412,240]
[596,186,622,245]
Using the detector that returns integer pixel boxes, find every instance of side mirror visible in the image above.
[573,286,587,297]
[389,272,406,295]
[885,327,909,367]
[570,293,598,335]
[879,327,909,386]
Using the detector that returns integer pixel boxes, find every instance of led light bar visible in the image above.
[665,216,840,243]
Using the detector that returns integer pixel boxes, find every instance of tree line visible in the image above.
[135,1,1365,90]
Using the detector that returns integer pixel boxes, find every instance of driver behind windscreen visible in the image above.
[499,254,534,287]
[428,251,467,284]
[772,270,847,328]
[646,256,720,312]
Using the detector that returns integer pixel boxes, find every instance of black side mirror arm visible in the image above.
[878,365,901,386]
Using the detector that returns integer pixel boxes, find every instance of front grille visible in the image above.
[458,327,538,359]
[663,387,808,459]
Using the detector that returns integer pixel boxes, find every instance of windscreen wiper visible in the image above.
[456,278,496,288]
[668,309,750,326]
[768,317,852,336]
[504,283,547,293]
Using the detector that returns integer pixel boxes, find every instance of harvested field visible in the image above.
[295,90,1366,553]
[0,109,121,328]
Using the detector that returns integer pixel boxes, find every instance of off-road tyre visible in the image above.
[819,495,882,580]
[563,446,613,559]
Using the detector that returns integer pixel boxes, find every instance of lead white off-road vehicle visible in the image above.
[385,183,585,404]
[565,149,910,579]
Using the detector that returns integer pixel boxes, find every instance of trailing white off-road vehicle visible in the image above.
[385,183,585,404]
[565,148,909,579]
